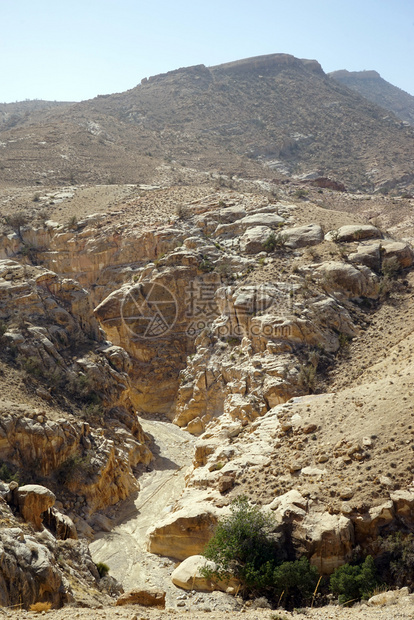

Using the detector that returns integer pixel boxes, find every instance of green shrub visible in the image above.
[5,212,29,239]
[329,555,377,606]
[199,255,214,273]
[202,495,318,608]
[273,557,318,609]
[96,562,110,578]
[376,533,414,589]
[67,215,78,230]
[0,460,19,483]
[293,188,308,199]
[263,232,286,253]
[202,495,281,589]
[298,363,317,393]
[20,356,44,378]
[55,453,95,484]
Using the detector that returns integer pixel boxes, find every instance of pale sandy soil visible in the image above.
[5,601,414,619]
[90,418,195,595]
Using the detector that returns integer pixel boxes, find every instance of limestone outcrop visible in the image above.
[0,260,152,513]
[315,261,379,298]
[17,484,56,530]
[293,512,354,574]
[147,503,220,560]
[0,499,116,609]
[327,224,382,243]
[2,188,414,592]
[171,554,240,592]
[282,223,324,248]
[173,281,358,434]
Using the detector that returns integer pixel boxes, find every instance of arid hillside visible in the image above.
[0,176,414,616]
[1,54,414,192]
[329,69,414,126]
[1,52,414,619]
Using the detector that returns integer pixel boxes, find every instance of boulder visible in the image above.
[267,489,308,523]
[43,507,77,540]
[116,587,166,607]
[354,500,395,542]
[90,513,113,532]
[349,240,413,273]
[186,417,205,436]
[348,243,381,271]
[0,528,66,609]
[240,226,274,254]
[382,241,414,269]
[171,555,240,593]
[218,475,235,494]
[147,506,218,560]
[214,213,284,238]
[172,555,215,591]
[316,261,379,298]
[390,490,414,528]
[328,224,382,243]
[238,213,285,228]
[282,223,324,248]
[293,512,354,574]
[218,206,247,223]
[17,485,56,530]
[368,587,410,606]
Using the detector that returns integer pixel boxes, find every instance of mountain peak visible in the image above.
[329,69,381,80]
[329,69,414,126]
[211,53,324,76]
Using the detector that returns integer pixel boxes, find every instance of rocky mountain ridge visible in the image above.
[1,53,414,193]
[329,69,414,126]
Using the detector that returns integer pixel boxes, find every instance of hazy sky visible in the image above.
[2,0,413,102]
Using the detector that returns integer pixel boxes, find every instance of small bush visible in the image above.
[202,495,318,609]
[338,332,351,349]
[5,212,29,238]
[217,260,233,278]
[329,555,377,606]
[294,188,308,199]
[96,561,110,578]
[273,557,318,609]
[202,495,282,590]
[29,601,52,613]
[378,275,396,299]
[376,532,414,589]
[20,356,44,379]
[298,349,320,393]
[81,402,104,421]
[381,256,400,279]
[263,232,286,253]
[0,460,19,483]
[199,256,214,273]
[227,337,241,346]
[55,453,95,484]
[67,215,78,230]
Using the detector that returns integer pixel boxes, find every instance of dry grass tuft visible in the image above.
[29,601,52,613]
